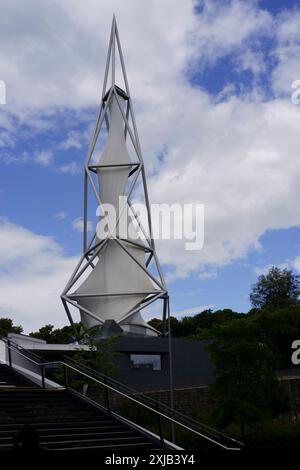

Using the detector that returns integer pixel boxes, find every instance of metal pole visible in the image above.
[102,19,113,99]
[111,17,116,86]
[63,363,68,388]
[156,402,165,446]
[162,297,167,336]
[7,340,12,369]
[104,376,111,413]
[83,170,88,253]
[167,297,175,443]
[62,299,80,342]
[41,364,45,389]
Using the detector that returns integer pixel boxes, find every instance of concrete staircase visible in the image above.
[0,364,33,389]
[0,364,164,451]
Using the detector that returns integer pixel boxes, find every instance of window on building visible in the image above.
[130,354,162,371]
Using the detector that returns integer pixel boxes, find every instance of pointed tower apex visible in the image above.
[101,14,130,98]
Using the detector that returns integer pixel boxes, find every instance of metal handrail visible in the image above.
[64,356,242,446]
[1,338,243,450]
[3,337,41,362]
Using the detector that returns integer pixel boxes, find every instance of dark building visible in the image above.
[112,336,213,392]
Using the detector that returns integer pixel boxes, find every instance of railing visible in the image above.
[2,337,47,388]
[63,356,242,449]
[0,337,244,451]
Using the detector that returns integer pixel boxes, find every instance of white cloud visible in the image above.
[0,0,300,285]
[272,10,300,96]
[172,305,213,319]
[292,256,300,274]
[0,129,15,148]
[147,94,300,279]
[0,218,78,332]
[72,217,92,233]
[255,256,300,277]
[198,271,217,281]
[0,0,193,112]
[190,1,272,69]
[59,161,81,175]
[236,49,267,77]
[254,263,290,277]
[53,211,67,220]
[0,151,28,164]
[35,150,53,166]
[58,131,84,150]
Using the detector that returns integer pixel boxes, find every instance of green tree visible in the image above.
[52,325,119,393]
[149,310,240,338]
[250,306,300,368]
[30,323,80,344]
[73,332,118,377]
[30,324,55,342]
[250,267,300,310]
[148,316,181,336]
[0,318,23,337]
[186,309,241,339]
[207,319,289,439]
[50,324,79,344]
[59,325,119,392]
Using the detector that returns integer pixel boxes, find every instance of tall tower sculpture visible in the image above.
[61,16,169,337]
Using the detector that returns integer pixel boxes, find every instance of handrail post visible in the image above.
[104,376,111,413]
[63,363,68,388]
[7,340,12,369]
[156,402,165,447]
[41,364,45,389]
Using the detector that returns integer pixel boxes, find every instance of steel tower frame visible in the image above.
[61,16,170,337]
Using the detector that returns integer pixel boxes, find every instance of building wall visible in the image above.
[142,376,300,421]
[281,377,300,419]
[113,337,214,392]
[145,386,212,416]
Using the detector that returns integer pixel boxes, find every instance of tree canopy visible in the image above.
[207,318,290,438]
[29,323,80,344]
[0,318,23,337]
[250,266,300,310]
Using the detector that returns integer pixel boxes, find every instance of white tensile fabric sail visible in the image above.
[75,94,156,333]
[97,95,131,211]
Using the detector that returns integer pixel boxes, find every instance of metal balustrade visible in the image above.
[0,336,244,451]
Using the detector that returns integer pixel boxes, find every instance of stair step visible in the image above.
[0,365,164,450]
[42,431,136,442]
[0,429,133,440]
[0,432,138,446]
[43,435,148,448]
[0,409,97,414]
[0,402,94,409]
[0,420,118,430]
[53,441,154,451]
[0,416,114,422]
[38,425,123,433]
[0,391,67,394]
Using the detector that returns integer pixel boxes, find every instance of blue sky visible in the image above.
[1,0,300,331]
